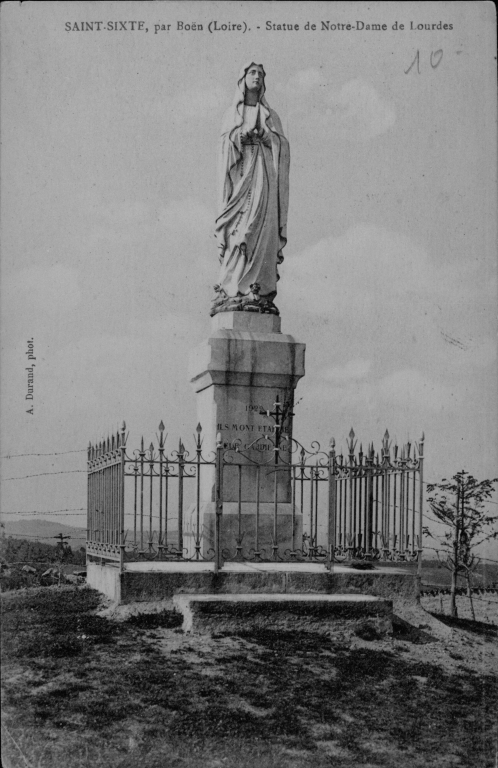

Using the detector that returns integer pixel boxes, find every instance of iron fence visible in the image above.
[87,423,424,571]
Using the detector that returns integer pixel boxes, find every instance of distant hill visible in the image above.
[2,519,87,544]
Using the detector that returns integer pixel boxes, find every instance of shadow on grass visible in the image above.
[124,610,183,629]
[428,611,498,638]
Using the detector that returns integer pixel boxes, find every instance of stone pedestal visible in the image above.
[188,312,305,557]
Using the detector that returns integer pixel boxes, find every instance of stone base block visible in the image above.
[87,562,419,606]
[185,502,303,559]
[172,593,393,636]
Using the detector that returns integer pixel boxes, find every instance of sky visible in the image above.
[1,1,497,556]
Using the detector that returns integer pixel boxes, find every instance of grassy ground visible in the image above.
[1,586,497,768]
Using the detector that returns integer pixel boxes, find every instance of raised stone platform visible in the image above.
[87,561,419,606]
[172,593,393,636]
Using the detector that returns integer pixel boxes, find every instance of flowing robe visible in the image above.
[215,103,290,299]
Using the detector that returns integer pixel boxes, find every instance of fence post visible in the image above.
[417,433,425,579]
[214,432,224,574]
[327,438,336,571]
[366,444,374,558]
[119,422,126,573]
[177,439,184,559]
[87,443,92,553]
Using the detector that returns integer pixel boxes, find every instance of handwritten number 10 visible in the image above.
[405,49,443,75]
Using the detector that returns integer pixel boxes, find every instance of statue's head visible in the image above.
[244,63,265,97]
[224,62,272,132]
[236,62,266,102]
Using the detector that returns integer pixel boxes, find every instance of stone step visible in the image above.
[172,593,393,636]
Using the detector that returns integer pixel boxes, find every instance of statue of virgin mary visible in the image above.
[211,62,290,315]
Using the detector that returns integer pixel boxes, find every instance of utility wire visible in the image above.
[2,533,86,540]
[2,470,86,481]
[2,508,86,516]
[1,449,86,459]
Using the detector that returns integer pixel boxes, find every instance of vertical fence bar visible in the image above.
[273,439,279,561]
[178,440,184,558]
[387,470,392,556]
[104,449,107,544]
[133,461,138,548]
[114,461,118,545]
[149,444,154,551]
[119,424,126,570]
[291,464,296,556]
[214,434,223,574]
[87,447,91,545]
[314,468,319,553]
[108,462,111,545]
[309,464,315,554]
[348,467,353,557]
[405,462,410,556]
[411,467,416,555]
[366,454,373,557]
[196,426,202,560]
[164,455,169,555]
[358,449,363,552]
[341,453,348,553]
[327,439,336,570]
[107,461,111,544]
[393,469,398,558]
[255,464,261,559]
[299,451,305,547]
[115,461,118,545]
[374,460,379,552]
[112,461,115,544]
[99,467,103,543]
[139,439,145,552]
[417,434,425,578]
[336,472,341,552]
[159,427,164,557]
[399,459,405,559]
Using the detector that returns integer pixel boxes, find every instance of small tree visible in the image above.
[53,535,72,586]
[425,471,498,619]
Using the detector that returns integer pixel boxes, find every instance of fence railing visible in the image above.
[87,423,424,571]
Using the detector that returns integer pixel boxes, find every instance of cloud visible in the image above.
[282,224,431,324]
[281,70,396,141]
[327,79,396,141]
[282,223,489,338]
[280,223,494,432]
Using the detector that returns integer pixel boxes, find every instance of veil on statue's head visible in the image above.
[221,61,283,138]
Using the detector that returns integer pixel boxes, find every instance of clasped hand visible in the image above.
[241,127,270,145]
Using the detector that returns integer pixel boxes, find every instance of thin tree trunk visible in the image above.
[466,571,476,621]
[450,486,459,618]
[450,561,458,618]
